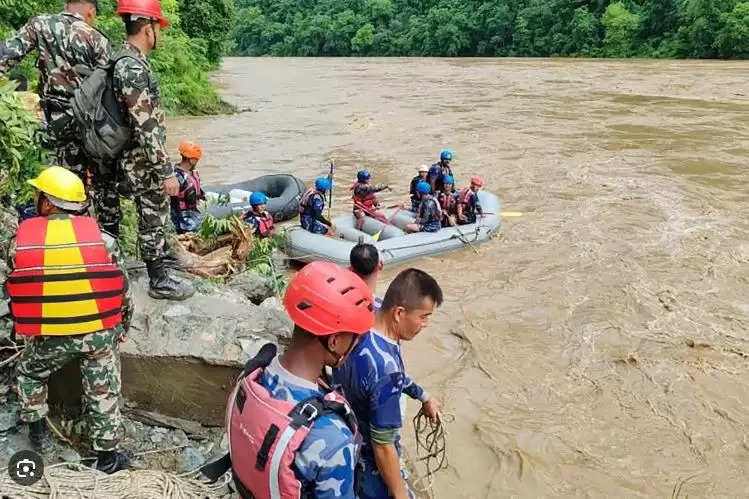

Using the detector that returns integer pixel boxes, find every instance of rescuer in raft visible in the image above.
[457,175,485,225]
[216,261,375,498]
[404,181,442,234]
[351,169,389,230]
[436,175,458,227]
[4,166,133,473]
[242,191,276,238]
[408,165,429,212]
[299,176,337,236]
[170,140,205,234]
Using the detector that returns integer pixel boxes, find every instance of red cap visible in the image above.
[283,261,374,336]
[470,175,484,187]
[117,0,169,28]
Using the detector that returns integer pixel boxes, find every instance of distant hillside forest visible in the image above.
[232,0,749,58]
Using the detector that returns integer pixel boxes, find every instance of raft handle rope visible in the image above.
[411,409,454,497]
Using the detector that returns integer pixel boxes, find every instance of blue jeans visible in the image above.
[419,221,441,233]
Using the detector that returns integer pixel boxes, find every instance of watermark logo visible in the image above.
[7,450,44,486]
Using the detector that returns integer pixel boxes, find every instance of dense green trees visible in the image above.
[232,0,749,58]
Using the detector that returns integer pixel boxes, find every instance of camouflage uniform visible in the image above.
[6,219,133,452]
[112,42,173,262]
[0,12,121,236]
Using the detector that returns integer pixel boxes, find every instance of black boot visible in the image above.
[28,419,55,455]
[145,258,195,301]
[94,450,133,474]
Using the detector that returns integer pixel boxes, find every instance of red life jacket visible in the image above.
[6,216,124,336]
[457,187,474,205]
[225,344,359,499]
[176,169,202,211]
[438,191,457,214]
[350,182,377,212]
[248,210,275,237]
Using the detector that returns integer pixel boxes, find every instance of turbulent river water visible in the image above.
[170,58,749,497]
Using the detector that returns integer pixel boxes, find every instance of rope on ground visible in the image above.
[0,461,233,499]
[411,409,454,497]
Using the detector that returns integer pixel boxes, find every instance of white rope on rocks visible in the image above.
[0,462,233,499]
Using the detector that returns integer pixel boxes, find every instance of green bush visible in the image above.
[0,80,44,204]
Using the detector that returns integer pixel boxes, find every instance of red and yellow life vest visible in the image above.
[6,216,124,336]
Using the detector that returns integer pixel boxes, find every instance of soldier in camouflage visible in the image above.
[5,167,132,473]
[0,0,123,237]
[113,0,194,300]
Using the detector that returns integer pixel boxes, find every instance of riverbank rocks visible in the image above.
[48,267,292,426]
[228,271,276,304]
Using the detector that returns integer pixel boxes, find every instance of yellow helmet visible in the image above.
[27,166,87,210]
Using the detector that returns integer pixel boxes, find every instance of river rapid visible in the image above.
[170,57,749,497]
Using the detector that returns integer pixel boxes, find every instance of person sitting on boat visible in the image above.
[405,181,442,234]
[437,175,458,227]
[350,242,384,310]
[352,169,389,230]
[300,177,336,236]
[242,191,275,238]
[170,140,205,234]
[408,165,429,212]
[457,175,485,225]
[428,149,455,194]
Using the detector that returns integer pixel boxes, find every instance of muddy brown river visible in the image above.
[170,58,749,497]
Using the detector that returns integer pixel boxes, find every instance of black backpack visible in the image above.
[71,52,146,166]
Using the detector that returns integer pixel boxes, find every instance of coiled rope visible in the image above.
[410,409,454,498]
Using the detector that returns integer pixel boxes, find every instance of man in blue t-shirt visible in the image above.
[349,242,384,310]
[333,268,443,499]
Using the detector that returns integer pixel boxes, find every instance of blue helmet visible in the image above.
[442,175,455,186]
[357,169,371,182]
[440,149,453,161]
[249,191,268,206]
[315,177,332,191]
[416,181,431,195]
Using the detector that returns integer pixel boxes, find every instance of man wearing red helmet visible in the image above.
[457,175,485,225]
[218,261,375,499]
[112,0,194,300]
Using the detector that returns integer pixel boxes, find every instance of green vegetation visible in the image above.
[232,0,749,58]
[0,0,234,115]
[0,80,44,204]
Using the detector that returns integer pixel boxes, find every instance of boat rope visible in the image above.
[410,409,454,498]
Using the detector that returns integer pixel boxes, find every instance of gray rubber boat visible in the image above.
[204,174,306,222]
[285,191,501,266]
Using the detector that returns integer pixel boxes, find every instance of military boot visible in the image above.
[28,419,56,455]
[145,258,195,301]
[94,449,133,474]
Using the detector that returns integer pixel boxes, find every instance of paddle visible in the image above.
[481,212,523,217]
[326,160,334,220]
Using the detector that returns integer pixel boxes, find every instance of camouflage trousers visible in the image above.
[56,142,121,237]
[124,167,169,262]
[16,328,122,451]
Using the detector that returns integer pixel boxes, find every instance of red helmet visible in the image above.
[283,261,374,336]
[470,175,484,187]
[117,0,169,28]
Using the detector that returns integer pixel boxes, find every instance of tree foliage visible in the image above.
[232,0,749,58]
